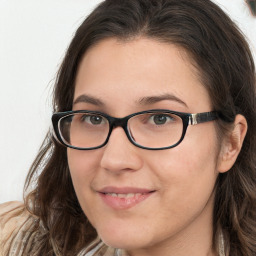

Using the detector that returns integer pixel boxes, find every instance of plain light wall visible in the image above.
[0,0,255,204]
[0,0,103,203]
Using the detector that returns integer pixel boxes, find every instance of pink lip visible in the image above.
[99,186,153,194]
[98,186,155,210]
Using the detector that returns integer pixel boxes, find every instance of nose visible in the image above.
[100,127,143,173]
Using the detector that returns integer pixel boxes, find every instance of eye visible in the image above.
[149,114,174,125]
[81,115,104,125]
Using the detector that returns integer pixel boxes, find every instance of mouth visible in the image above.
[98,187,155,210]
[102,192,150,198]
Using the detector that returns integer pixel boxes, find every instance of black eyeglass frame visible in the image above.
[51,109,219,150]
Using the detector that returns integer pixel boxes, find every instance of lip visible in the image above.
[99,186,153,194]
[98,186,155,210]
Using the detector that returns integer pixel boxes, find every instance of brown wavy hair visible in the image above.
[17,0,256,255]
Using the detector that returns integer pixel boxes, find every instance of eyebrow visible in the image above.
[73,93,188,108]
[137,93,188,108]
[73,94,104,106]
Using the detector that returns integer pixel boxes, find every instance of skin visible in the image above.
[67,38,247,256]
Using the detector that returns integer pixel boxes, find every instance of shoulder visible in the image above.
[0,201,29,233]
[0,201,32,256]
[0,201,25,215]
[0,201,28,236]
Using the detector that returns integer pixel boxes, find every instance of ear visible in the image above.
[217,114,247,173]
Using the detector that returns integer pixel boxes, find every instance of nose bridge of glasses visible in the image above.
[104,115,132,146]
[107,116,131,142]
[110,116,129,129]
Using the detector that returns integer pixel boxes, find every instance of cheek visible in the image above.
[68,148,102,172]
[148,139,217,178]
[146,125,219,203]
[67,149,102,197]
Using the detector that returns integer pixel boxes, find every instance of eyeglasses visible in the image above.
[51,109,218,150]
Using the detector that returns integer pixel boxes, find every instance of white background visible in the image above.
[0,0,255,204]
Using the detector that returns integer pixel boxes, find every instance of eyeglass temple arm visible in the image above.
[189,112,218,125]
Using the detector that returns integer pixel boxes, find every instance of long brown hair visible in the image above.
[18,0,256,255]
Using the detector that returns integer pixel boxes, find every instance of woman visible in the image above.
[1,0,256,255]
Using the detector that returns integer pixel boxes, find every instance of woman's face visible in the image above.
[68,38,221,254]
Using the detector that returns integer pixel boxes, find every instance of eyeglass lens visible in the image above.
[59,112,184,149]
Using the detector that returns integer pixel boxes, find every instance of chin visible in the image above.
[98,228,154,251]
[92,216,156,250]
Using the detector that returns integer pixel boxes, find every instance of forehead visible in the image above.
[74,37,212,113]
